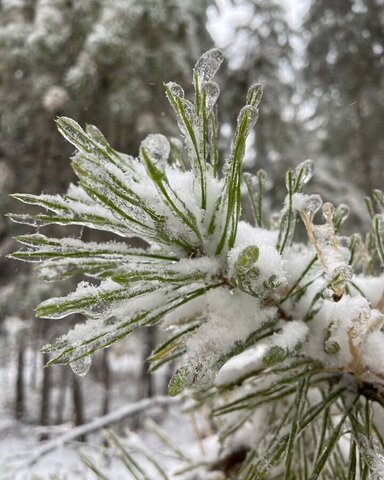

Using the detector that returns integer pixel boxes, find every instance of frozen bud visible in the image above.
[295,159,314,186]
[234,245,260,296]
[194,48,223,84]
[262,345,287,366]
[324,339,340,354]
[202,81,220,113]
[236,105,258,137]
[323,322,340,354]
[263,274,281,290]
[246,83,263,108]
[141,134,170,169]
[42,86,69,113]
[70,355,92,377]
[235,245,259,274]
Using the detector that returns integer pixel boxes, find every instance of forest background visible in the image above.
[0,0,383,477]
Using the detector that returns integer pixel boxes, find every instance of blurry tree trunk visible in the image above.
[72,375,86,442]
[15,335,25,420]
[39,354,52,440]
[100,349,111,416]
[55,368,68,424]
[132,328,156,429]
[138,327,156,400]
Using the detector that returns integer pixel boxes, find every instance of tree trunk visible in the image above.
[15,335,25,421]
[72,375,86,442]
[55,368,68,425]
[100,349,111,416]
[138,327,156,400]
[39,354,52,440]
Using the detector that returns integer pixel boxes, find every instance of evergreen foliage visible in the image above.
[0,0,211,195]
[303,0,384,194]
[10,49,384,478]
[218,0,299,172]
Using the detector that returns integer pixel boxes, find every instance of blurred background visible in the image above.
[0,0,383,477]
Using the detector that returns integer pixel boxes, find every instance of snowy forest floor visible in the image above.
[0,333,217,480]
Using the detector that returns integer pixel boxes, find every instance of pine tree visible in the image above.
[216,0,302,173]
[303,0,384,195]
[10,49,384,478]
[0,0,212,195]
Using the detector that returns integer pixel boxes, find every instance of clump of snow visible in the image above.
[185,288,276,387]
[216,344,268,386]
[361,330,384,376]
[353,275,384,308]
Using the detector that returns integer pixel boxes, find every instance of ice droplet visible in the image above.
[194,48,224,84]
[70,355,92,377]
[303,194,322,218]
[333,204,350,227]
[322,202,334,221]
[168,365,191,396]
[141,134,170,169]
[295,159,314,186]
[236,105,258,137]
[86,301,110,319]
[165,82,184,100]
[332,264,353,283]
[246,83,263,108]
[202,81,220,113]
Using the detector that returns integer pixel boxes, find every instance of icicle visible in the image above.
[194,48,223,84]
[70,355,92,377]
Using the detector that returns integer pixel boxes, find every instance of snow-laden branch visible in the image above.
[20,395,181,469]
